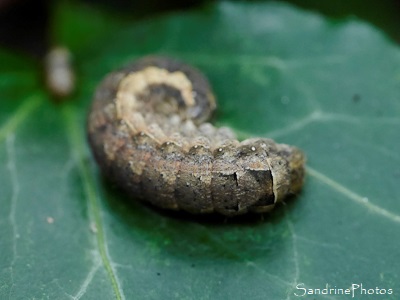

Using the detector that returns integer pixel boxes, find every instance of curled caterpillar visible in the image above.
[87,56,305,216]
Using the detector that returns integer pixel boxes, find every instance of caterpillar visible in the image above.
[87,56,305,216]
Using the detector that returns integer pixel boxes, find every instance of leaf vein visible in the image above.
[6,134,19,299]
[63,105,125,300]
[307,166,400,224]
[72,252,102,299]
[0,95,42,143]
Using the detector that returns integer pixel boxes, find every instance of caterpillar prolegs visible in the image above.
[87,56,305,216]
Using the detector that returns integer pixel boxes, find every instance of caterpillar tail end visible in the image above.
[287,146,306,196]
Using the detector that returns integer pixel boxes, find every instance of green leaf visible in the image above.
[1,2,399,299]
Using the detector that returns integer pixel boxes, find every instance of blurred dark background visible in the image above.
[1,0,400,59]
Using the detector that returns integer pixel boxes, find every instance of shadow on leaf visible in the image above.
[100,178,299,262]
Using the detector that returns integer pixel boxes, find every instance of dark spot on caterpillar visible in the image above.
[233,172,239,187]
[87,56,305,217]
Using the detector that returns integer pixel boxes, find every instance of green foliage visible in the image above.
[1,2,399,299]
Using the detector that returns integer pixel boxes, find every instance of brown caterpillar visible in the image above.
[87,56,305,216]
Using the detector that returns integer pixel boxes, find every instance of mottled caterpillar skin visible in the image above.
[87,56,305,216]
